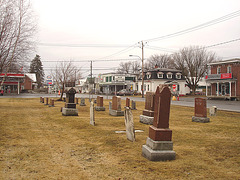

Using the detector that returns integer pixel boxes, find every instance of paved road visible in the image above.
[1,93,239,113]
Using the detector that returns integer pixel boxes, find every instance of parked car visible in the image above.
[0,90,3,96]
[116,89,133,96]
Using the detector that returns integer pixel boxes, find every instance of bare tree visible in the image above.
[146,54,175,70]
[117,62,132,74]
[173,46,217,95]
[51,61,81,101]
[0,0,36,88]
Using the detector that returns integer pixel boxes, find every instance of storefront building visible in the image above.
[205,59,240,100]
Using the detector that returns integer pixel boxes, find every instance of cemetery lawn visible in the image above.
[0,98,239,179]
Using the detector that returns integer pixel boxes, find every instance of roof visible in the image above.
[25,73,36,82]
[208,58,240,66]
[145,68,181,73]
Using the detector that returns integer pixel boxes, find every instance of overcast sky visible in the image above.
[31,0,240,78]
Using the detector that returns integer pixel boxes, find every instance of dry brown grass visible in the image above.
[0,98,239,179]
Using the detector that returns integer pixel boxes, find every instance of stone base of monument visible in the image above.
[192,116,210,123]
[95,106,105,111]
[139,115,154,125]
[109,109,124,116]
[62,108,78,116]
[142,137,176,161]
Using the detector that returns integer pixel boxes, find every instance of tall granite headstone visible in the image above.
[192,98,210,123]
[45,97,49,105]
[126,98,130,108]
[49,99,55,107]
[131,100,137,110]
[142,85,176,161]
[139,92,155,124]
[62,88,78,116]
[80,98,86,106]
[90,101,95,126]
[109,96,124,116]
[95,96,105,111]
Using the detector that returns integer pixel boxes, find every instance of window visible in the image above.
[148,85,150,91]
[176,73,181,79]
[227,66,231,73]
[109,76,112,82]
[157,72,163,78]
[113,76,115,81]
[217,67,221,74]
[106,77,108,82]
[167,72,172,79]
[146,72,151,79]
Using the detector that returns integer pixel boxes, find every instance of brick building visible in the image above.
[205,59,240,100]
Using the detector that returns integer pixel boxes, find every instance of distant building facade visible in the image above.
[205,58,240,100]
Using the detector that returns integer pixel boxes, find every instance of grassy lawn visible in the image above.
[0,98,239,179]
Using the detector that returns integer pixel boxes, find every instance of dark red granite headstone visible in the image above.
[149,85,172,141]
[194,98,207,118]
[97,96,104,107]
[112,96,118,110]
[142,92,155,117]
[126,98,130,107]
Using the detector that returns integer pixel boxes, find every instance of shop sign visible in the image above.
[205,73,232,80]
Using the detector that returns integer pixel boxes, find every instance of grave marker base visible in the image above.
[62,108,78,116]
[192,116,210,123]
[95,106,106,111]
[139,115,154,125]
[109,109,124,116]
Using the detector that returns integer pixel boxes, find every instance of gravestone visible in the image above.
[209,106,217,116]
[75,98,79,104]
[63,97,66,102]
[142,85,176,161]
[40,97,43,103]
[109,96,124,116]
[95,96,105,111]
[124,107,135,142]
[139,92,155,124]
[131,100,137,110]
[49,99,55,107]
[90,101,95,126]
[80,98,86,106]
[109,101,112,115]
[42,97,44,104]
[126,98,130,108]
[62,88,78,116]
[45,97,49,105]
[192,98,210,123]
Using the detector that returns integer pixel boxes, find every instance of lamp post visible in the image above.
[129,54,144,98]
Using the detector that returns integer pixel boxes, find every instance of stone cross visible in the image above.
[126,98,130,108]
[90,101,95,126]
[124,107,135,142]
[149,85,172,141]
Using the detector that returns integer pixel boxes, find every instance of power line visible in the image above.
[38,43,134,48]
[145,10,240,42]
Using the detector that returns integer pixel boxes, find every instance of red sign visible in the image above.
[221,73,232,79]
[172,84,176,89]
[0,73,24,77]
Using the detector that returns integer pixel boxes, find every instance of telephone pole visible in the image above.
[141,41,145,98]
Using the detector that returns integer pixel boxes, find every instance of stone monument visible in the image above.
[62,88,78,116]
[75,97,79,104]
[80,98,86,106]
[44,97,49,105]
[139,92,155,124]
[95,96,105,111]
[109,96,124,116]
[126,98,130,108]
[192,98,210,123]
[49,99,55,107]
[131,100,137,110]
[209,106,217,116]
[124,107,135,142]
[142,85,176,161]
[90,101,95,126]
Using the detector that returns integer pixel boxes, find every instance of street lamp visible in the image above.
[129,54,144,98]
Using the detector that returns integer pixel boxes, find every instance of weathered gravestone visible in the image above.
[109,101,112,115]
[124,107,135,141]
[44,97,49,105]
[75,97,79,104]
[80,98,86,106]
[209,106,217,116]
[139,92,155,124]
[40,97,43,103]
[192,98,210,123]
[142,85,176,161]
[41,97,44,104]
[62,88,78,116]
[131,100,137,110]
[126,98,130,108]
[95,96,105,111]
[109,96,124,116]
[49,99,55,107]
[90,101,95,126]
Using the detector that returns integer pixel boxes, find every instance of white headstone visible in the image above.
[90,101,95,125]
[209,106,217,116]
[124,107,135,142]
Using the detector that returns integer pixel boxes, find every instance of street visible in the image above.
[1,93,239,113]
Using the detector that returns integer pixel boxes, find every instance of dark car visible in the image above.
[116,89,133,96]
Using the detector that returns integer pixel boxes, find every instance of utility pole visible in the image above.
[141,41,145,98]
